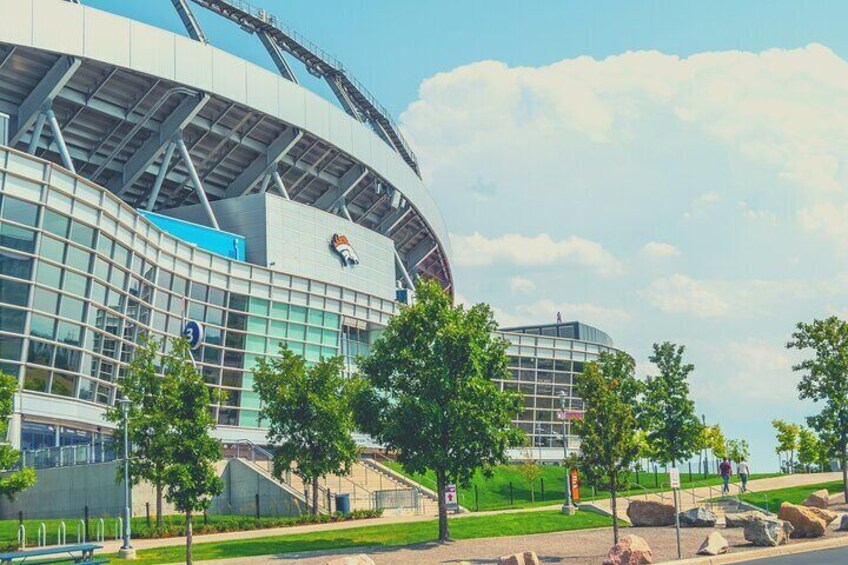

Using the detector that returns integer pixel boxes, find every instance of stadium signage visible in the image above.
[331,233,360,266]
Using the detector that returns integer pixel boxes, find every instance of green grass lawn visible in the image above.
[382,460,778,511]
[103,509,615,565]
[739,480,846,513]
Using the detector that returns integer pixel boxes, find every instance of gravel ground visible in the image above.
[201,525,848,564]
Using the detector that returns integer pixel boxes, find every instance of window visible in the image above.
[0,250,33,279]
[40,235,65,262]
[29,314,55,339]
[43,210,69,238]
[26,340,53,365]
[0,279,29,306]
[62,271,88,296]
[69,221,96,248]
[78,378,96,401]
[56,321,83,346]
[23,367,49,393]
[1,197,39,227]
[0,223,36,253]
[59,295,86,322]
[190,282,208,303]
[0,336,23,360]
[65,246,92,273]
[54,346,81,371]
[36,263,62,287]
[51,372,76,397]
[0,306,25,333]
[112,243,130,268]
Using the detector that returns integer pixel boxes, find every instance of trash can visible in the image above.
[335,493,351,515]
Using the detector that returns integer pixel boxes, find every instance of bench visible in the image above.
[0,543,106,564]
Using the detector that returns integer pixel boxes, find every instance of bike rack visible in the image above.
[96,518,105,542]
[17,524,25,549]
[57,521,66,546]
[76,519,85,543]
[115,517,123,541]
[37,522,46,547]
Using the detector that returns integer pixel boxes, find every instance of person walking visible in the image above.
[737,459,750,492]
[719,458,733,494]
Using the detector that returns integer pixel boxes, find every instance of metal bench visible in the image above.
[0,543,105,564]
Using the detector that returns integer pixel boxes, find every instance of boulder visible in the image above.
[679,506,718,527]
[626,500,676,527]
[806,506,839,525]
[325,556,376,565]
[778,502,827,538]
[802,489,829,509]
[743,518,793,547]
[725,511,768,528]
[497,552,540,565]
[697,531,729,556]
[839,514,848,531]
[603,534,654,565]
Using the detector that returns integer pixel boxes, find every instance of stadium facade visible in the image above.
[0,0,626,460]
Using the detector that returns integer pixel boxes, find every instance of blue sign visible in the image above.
[183,321,204,350]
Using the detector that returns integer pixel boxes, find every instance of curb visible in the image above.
[657,534,848,564]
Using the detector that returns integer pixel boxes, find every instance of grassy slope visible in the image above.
[383,461,778,511]
[739,480,846,513]
[107,510,614,565]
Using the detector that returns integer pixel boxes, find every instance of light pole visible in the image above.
[118,397,136,560]
[558,391,575,515]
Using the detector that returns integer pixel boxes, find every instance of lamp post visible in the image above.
[118,397,136,560]
[558,391,575,515]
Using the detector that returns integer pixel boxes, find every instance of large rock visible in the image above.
[325,556,376,565]
[806,506,839,525]
[778,502,827,538]
[603,534,654,565]
[802,489,829,509]
[679,506,718,527]
[839,514,848,531]
[743,518,793,546]
[697,532,729,556]
[497,552,540,565]
[627,500,676,527]
[725,511,768,528]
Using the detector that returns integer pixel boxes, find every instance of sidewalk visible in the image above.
[97,472,841,555]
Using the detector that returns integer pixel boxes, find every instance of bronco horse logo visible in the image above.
[331,233,360,266]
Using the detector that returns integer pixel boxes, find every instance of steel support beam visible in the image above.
[174,135,219,229]
[223,128,302,198]
[27,113,46,155]
[377,206,412,235]
[394,247,415,290]
[407,239,439,270]
[45,108,75,173]
[106,93,209,195]
[10,56,81,145]
[325,75,365,123]
[271,170,290,199]
[171,0,209,44]
[257,31,298,83]
[311,164,367,211]
[145,141,177,210]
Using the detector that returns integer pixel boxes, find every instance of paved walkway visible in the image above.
[95,472,842,556]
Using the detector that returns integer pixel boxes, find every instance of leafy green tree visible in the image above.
[725,439,750,464]
[639,342,703,469]
[706,425,727,461]
[797,427,820,473]
[354,279,523,542]
[106,336,170,528]
[771,419,800,473]
[161,339,223,565]
[253,347,359,515]
[0,373,36,499]
[517,451,544,503]
[575,351,641,544]
[787,316,848,498]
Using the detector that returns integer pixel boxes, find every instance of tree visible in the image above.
[575,351,641,544]
[0,373,36,499]
[106,335,170,528]
[706,425,727,461]
[517,451,544,503]
[639,342,703,469]
[161,339,223,565]
[771,419,799,473]
[253,347,359,515]
[797,427,820,473]
[787,316,848,499]
[354,279,523,542]
[725,439,750,464]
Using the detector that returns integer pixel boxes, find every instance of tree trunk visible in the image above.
[185,510,193,565]
[311,476,319,516]
[610,480,619,544]
[156,482,163,529]
[436,469,449,542]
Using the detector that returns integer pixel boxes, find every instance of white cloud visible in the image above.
[493,299,631,331]
[509,276,536,294]
[640,241,680,259]
[451,232,624,276]
[640,274,733,318]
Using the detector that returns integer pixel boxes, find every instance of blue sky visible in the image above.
[89,1,848,471]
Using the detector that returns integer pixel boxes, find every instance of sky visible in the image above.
[87,0,848,471]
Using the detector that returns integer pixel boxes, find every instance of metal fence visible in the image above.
[373,488,420,513]
[16,441,117,470]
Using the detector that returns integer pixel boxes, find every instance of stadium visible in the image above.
[0,0,626,516]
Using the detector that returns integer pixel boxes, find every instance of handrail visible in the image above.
[16,440,117,470]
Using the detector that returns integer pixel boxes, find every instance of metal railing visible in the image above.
[16,440,117,470]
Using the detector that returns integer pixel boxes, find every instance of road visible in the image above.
[739,546,848,564]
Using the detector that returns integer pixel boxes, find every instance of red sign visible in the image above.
[570,469,580,502]
[557,410,583,421]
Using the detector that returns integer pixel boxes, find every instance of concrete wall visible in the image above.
[0,459,306,520]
